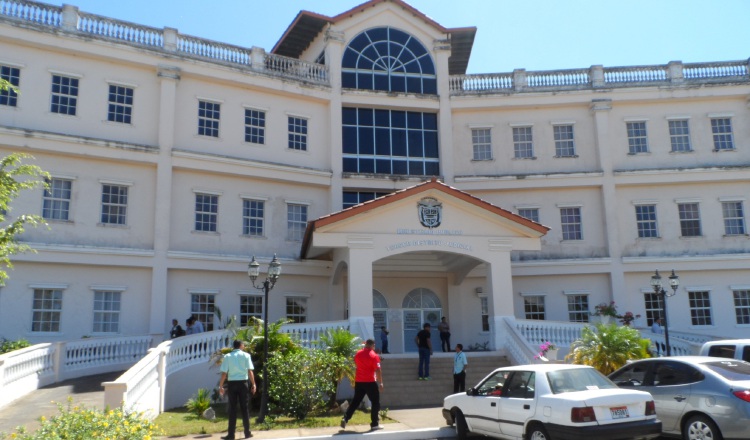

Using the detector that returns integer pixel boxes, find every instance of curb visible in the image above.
[268,427,456,440]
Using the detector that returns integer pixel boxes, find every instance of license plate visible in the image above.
[610,406,629,419]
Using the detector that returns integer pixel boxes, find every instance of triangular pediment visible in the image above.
[301,179,548,259]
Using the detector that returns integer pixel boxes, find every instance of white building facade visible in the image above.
[0,0,748,352]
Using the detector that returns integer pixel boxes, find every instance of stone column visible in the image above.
[434,38,454,183]
[486,239,514,351]
[346,238,375,341]
[326,28,345,211]
[61,5,79,31]
[148,66,180,339]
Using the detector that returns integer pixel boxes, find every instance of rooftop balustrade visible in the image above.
[0,0,329,86]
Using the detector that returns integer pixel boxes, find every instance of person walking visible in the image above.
[651,317,664,356]
[453,344,468,393]
[218,340,256,440]
[341,339,384,431]
[438,316,451,352]
[415,323,433,380]
[380,326,389,354]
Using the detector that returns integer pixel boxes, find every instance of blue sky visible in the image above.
[48,0,749,74]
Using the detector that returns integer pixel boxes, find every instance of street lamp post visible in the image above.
[247,254,281,423]
[650,269,679,356]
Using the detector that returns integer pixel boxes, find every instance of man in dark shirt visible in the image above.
[415,323,433,380]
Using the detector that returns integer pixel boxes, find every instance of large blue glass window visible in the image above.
[342,27,436,94]
[343,107,439,176]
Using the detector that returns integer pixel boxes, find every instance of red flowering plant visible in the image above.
[592,301,618,317]
[618,311,641,325]
[534,341,557,359]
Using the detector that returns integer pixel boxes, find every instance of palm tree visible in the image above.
[317,327,360,407]
[567,323,652,375]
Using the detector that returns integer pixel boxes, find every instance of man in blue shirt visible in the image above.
[453,343,468,393]
[218,340,256,439]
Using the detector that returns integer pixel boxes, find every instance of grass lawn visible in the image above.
[154,405,389,437]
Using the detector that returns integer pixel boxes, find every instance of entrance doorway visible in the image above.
[402,288,442,353]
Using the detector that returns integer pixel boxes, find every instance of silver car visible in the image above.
[609,356,750,440]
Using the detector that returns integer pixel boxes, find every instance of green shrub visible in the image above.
[0,399,160,440]
[185,388,212,416]
[0,338,31,354]
[567,323,652,375]
[267,350,337,420]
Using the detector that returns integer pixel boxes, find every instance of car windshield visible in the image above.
[704,360,750,381]
[547,368,618,394]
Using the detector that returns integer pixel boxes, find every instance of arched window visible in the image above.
[373,289,388,309]
[342,27,437,95]
[402,288,441,309]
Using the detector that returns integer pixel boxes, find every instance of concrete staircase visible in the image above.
[378,352,510,408]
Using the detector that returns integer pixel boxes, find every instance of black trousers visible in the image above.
[453,371,466,394]
[227,380,251,438]
[344,381,380,427]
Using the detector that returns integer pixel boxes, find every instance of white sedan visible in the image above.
[442,364,661,440]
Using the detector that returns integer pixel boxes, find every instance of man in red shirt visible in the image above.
[340,339,384,431]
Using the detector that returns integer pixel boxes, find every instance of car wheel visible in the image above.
[454,410,469,440]
[527,423,551,440]
[684,415,723,440]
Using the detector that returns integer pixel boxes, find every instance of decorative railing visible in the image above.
[0,335,153,410]
[78,12,163,48]
[526,68,590,88]
[0,0,329,86]
[0,0,59,26]
[177,34,251,65]
[515,318,584,349]
[501,317,538,366]
[279,320,351,349]
[450,61,749,94]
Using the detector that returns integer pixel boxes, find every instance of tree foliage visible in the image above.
[567,323,652,375]
[316,327,360,407]
[0,153,49,284]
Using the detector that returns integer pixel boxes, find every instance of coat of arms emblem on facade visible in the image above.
[418,197,442,228]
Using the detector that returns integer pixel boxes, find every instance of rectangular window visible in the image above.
[100,184,128,225]
[635,205,658,238]
[198,100,220,137]
[342,191,389,210]
[643,292,662,326]
[517,208,539,223]
[567,295,589,323]
[191,293,215,331]
[733,290,750,325]
[512,126,534,158]
[626,121,648,154]
[668,120,691,152]
[43,178,72,221]
[560,207,583,240]
[93,290,121,333]
[242,199,264,237]
[472,128,492,161]
[195,193,218,232]
[240,295,263,326]
[711,118,734,151]
[554,124,576,157]
[0,65,20,107]
[288,116,308,151]
[50,74,78,115]
[107,84,133,124]
[678,202,702,237]
[286,297,307,323]
[480,297,489,332]
[287,203,307,242]
[524,295,545,320]
[32,288,62,332]
[722,201,746,235]
[688,291,712,326]
[244,108,266,144]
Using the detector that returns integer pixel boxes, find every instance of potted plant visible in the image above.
[534,341,558,362]
[591,301,618,324]
[618,311,641,326]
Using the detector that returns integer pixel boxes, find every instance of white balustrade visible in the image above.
[177,35,251,65]
[78,12,163,47]
[603,65,668,83]
[264,53,329,84]
[0,0,59,26]
[526,69,590,88]
[683,61,748,80]
[280,320,350,349]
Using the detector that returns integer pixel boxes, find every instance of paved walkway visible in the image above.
[0,374,454,440]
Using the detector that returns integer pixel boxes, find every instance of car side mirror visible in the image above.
[467,387,478,396]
